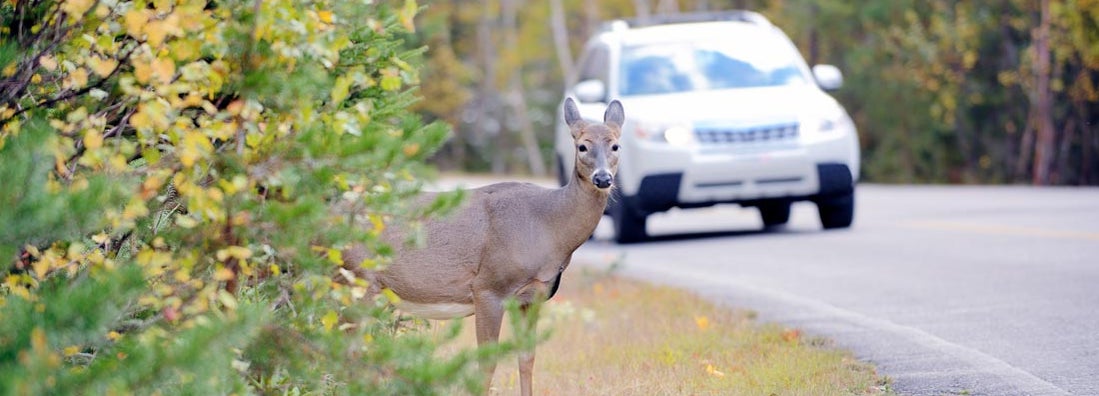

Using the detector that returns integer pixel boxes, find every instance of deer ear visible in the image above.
[563,98,583,128]
[604,100,625,128]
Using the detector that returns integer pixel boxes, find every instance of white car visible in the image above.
[554,11,860,243]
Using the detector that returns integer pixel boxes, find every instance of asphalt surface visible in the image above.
[564,184,1099,396]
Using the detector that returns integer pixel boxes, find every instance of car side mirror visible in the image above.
[573,79,606,103]
[812,64,843,91]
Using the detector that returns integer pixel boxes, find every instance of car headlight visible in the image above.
[801,111,852,135]
[633,122,696,147]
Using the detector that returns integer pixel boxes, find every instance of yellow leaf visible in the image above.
[399,0,418,32]
[33,259,50,279]
[216,246,252,261]
[705,363,725,378]
[317,10,334,24]
[151,57,175,84]
[226,100,243,115]
[381,288,401,304]
[31,328,47,351]
[124,9,148,38]
[61,0,95,19]
[695,315,710,331]
[380,74,401,91]
[122,199,148,220]
[145,20,168,48]
[39,55,57,71]
[91,233,109,244]
[369,214,385,236]
[107,331,121,341]
[63,346,80,357]
[175,214,198,228]
[83,130,103,149]
[327,248,343,265]
[68,68,89,89]
[88,56,118,77]
[270,264,281,276]
[213,266,234,281]
[217,290,238,309]
[180,130,212,166]
[66,243,84,260]
[322,310,338,331]
[132,58,152,84]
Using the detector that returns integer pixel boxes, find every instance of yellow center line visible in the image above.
[902,220,1099,241]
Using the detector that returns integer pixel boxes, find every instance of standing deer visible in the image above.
[345,98,623,395]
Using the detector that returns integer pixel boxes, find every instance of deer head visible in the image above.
[563,98,623,191]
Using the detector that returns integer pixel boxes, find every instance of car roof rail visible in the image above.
[599,10,772,32]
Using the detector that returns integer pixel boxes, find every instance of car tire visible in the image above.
[758,201,791,228]
[611,196,647,243]
[816,191,854,229]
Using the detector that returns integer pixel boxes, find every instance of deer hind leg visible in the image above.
[474,289,505,393]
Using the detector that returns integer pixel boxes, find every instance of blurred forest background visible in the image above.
[413,0,1099,185]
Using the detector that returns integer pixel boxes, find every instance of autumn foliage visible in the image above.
[1,0,498,393]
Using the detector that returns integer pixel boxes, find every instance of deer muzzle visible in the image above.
[592,170,613,189]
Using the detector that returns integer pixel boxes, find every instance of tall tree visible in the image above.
[1032,0,1055,184]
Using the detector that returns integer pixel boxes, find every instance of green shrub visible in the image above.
[0,1,499,394]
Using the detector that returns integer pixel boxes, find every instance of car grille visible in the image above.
[694,122,799,145]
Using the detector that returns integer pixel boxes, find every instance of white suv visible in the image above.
[554,11,860,243]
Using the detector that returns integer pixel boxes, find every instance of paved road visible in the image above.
[563,184,1099,395]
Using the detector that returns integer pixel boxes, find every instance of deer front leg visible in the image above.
[518,303,538,396]
[514,281,549,396]
[474,290,505,393]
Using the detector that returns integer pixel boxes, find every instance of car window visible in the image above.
[577,45,609,83]
[618,32,808,96]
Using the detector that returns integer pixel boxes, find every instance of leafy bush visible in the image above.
[1,0,501,393]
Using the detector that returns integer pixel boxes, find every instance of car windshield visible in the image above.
[618,35,809,96]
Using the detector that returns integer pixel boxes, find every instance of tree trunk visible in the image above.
[501,0,546,176]
[633,0,651,23]
[1032,0,1055,185]
[1017,107,1035,181]
[655,0,679,15]
[476,1,506,174]
[808,2,819,65]
[550,0,576,86]
[584,0,599,39]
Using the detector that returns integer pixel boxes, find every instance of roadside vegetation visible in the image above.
[441,268,895,395]
[1,1,509,393]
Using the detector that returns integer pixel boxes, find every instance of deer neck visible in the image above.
[549,166,611,250]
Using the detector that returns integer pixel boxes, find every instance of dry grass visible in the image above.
[430,268,894,396]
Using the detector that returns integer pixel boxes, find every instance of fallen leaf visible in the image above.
[695,315,710,331]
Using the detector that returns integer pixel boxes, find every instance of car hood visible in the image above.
[616,85,841,127]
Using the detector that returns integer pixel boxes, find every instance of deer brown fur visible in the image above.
[343,98,624,395]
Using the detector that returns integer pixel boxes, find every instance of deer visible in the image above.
[343,98,623,395]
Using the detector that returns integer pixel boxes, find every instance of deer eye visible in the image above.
[611,144,620,152]
[578,144,588,152]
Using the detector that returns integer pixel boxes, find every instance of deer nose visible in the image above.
[592,171,613,189]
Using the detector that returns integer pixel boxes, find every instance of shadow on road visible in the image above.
[612,225,822,245]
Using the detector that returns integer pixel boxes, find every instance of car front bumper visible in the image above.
[617,131,858,214]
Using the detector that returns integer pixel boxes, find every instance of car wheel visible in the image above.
[758,201,791,228]
[611,196,647,243]
[816,191,854,229]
